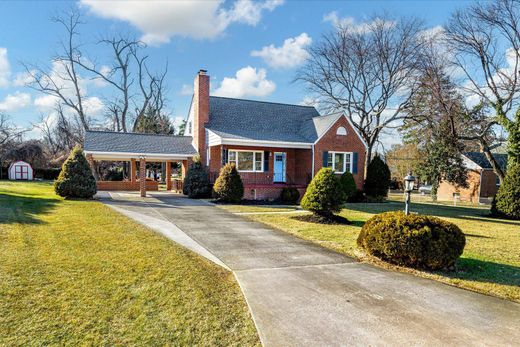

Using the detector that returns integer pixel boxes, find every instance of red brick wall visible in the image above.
[314,116,367,189]
[194,71,209,164]
[243,186,307,202]
[208,144,312,186]
[96,181,159,191]
[480,169,500,198]
[437,170,481,203]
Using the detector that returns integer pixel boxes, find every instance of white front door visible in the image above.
[273,152,286,183]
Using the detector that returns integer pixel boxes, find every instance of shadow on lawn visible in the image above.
[0,193,60,224]
[442,258,520,288]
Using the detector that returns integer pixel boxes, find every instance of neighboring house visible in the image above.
[8,161,33,180]
[437,152,508,204]
[84,70,367,199]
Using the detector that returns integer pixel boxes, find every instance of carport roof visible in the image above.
[84,131,197,160]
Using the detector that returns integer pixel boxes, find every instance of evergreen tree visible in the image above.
[401,68,468,199]
[301,168,345,217]
[339,171,357,202]
[364,154,391,199]
[213,163,244,202]
[493,162,520,220]
[134,106,174,134]
[183,157,211,198]
[54,146,96,199]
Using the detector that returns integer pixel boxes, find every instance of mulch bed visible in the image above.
[291,214,351,225]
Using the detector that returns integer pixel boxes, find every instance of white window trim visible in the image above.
[328,151,353,173]
[228,149,264,172]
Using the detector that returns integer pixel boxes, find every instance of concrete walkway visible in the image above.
[99,192,520,347]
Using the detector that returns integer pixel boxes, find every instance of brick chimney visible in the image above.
[193,69,210,164]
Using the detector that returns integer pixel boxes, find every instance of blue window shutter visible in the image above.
[221,148,228,166]
[322,151,328,168]
[352,152,358,174]
[264,151,269,172]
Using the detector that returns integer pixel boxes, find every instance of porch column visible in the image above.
[130,158,136,182]
[166,161,172,190]
[86,154,96,178]
[181,159,189,179]
[139,156,146,197]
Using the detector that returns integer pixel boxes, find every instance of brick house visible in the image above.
[84,70,367,198]
[437,152,508,204]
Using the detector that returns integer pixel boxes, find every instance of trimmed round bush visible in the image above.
[213,163,244,202]
[339,171,357,202]
[301,168,345,217]
[492,162,520,220]
[280,187,300,204]
[54,146,97,199]
[357,211,465,270]
[183,159,211,198]
[364,154,391,199]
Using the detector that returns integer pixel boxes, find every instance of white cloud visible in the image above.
[0,48,11,88]
[81,0,283,45]
[323,11,395,34]
[34,95,59,111]
[0,92,31,111]
[251,33,311,69]
[299,96,319,108]
[180,84,193,96]
[83,96,104,116]
[213,66,276,98]
[13,70,36,87]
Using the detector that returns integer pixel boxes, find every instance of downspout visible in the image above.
[311,144,315,178]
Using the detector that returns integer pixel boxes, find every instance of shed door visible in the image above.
[15,165,28,180]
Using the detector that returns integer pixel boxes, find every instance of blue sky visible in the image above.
[0,0,470,137]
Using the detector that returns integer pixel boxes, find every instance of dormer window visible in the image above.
[336,126,347,136]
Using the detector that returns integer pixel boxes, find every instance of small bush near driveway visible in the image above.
[339,171,357,202]
[364,154,391,201]
[300,168,346,222]
[54,145,96,199]
[357,211,465,270]
[183,158,211,198]
[213,163,244,203]
[280,187,300,204]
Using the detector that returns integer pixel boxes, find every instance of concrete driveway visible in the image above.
[100,192,520,347]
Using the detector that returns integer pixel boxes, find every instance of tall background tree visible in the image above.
[446,0,520,179]
[297,14,425,174]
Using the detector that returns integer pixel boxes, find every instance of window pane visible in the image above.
[345,153,351,172]
[335,153,345,172]
[254,152,262,171]
[237,152,254,171]
[228,151,236,162]
[327,153,333,168]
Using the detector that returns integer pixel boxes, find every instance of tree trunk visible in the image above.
[480,140,505,184]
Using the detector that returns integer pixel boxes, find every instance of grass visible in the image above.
[219,200,520,303]
[0,181,259,346]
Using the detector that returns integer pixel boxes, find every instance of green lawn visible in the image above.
[0,181,259,346]
[221,201,520,303]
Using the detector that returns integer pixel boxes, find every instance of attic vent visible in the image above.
[336,126,347,136]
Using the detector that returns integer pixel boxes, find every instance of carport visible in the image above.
[84,130,197,197]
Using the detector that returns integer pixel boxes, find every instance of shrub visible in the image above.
[183,159,211,198]
[357,211,465,270]
[301,168,345,218]
[54,146,97,199]
[213,163,244,202]
[339,171,357,202]
[34,168,61,180]
[492,162,520,220]
[364,154,391,199]
[347,189,365,203]
[280,187,300,204]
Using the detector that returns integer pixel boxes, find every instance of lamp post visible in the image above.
[404,172,416,215]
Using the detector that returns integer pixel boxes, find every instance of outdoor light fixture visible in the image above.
[404,172,416,215]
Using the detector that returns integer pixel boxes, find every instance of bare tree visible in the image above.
[446,0,520,180]
[23,10,90,132]
[297,14,425,174]
[0,114,26,178]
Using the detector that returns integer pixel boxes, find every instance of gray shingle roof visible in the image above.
[206,96,324,143]
[84,131,197,155]
[464,152,508,170]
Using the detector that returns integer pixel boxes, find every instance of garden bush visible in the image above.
[280,187,300,204]
[339,171,357,202]
[357,211,465,270]
[364,154,391,199]
[183,158,211,198]
[213,163,244,202]
[54,146,97,199]
[347,189,365,203]
[301,168,345,218]
[492,162,520,220]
